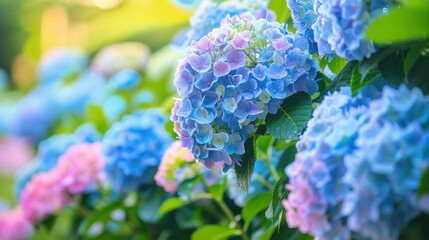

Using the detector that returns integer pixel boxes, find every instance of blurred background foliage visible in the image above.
[0,0,191,90]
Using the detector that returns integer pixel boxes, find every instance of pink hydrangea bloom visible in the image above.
[0,137,33,175]
[20,172,70,223]
[55,143,104,194]
[0,208,33,240]
[155,141,196,193]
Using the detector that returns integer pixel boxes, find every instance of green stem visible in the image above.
[263,148,280,182]
[214,199,250,240]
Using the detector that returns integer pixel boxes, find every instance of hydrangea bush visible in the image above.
[1,0,429,239]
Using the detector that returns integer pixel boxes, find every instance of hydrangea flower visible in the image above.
[155,141,222,194]
[0,137,33,175]
[172,13,318,170]
[283,85,429,240]
[55,143,104,195]
[107,69,141,91]
[227,149,282,206]
[287,0,393,60]
[0,208,33,240]
[182,0,276,46]
[10,87,60,143]
[38,48,88,84]
[20,172,70,223]
[102,110,172,193]
[287,0,318,54]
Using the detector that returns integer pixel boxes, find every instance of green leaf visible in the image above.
[266,92,312,139]
[378,51,405,86]
[404,41,428,75]
[78,200,123,236]
[266,175,288,221]
[86,103,109,133]
[258,225,277,240]
[242,192,272,229]
[191,225,241,240]
[276,145,297,172]
[418,169,429,196]
[400,0,429,8]
[367,7,429,44]
[207,176,227,201]
[316,61,359,102]
[408,55,429,94]
[350,66,381,96]
[235,136,256,191]
[157,198,187,216]
[268,0,290,23]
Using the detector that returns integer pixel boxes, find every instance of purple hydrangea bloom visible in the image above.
[182,0,276,46]
[287,0,393,60]
[284,85,429,240]
[102,110,172,193]
[172,13,319,170]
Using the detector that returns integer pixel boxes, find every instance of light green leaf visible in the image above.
[367,7,429,44]
[242,192,272,229]
[207,177,227,201]
[157,198,186,216]
[86,103,109,133]
[269,0,291,23]
[266,92,312,139]
[191,225,241,240]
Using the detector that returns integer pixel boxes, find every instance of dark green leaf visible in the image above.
[404,41,428,75]
[378,51,405,86]
[242,192,272,229]
[191,225,241,240]
[235,136,256,191]
[418,169,429,196]
[350,66,381,96]
[258,225,277,240]
[157,198,187,216]
[316,61,359,102]
[407,55,429,94]
[367,7,429,44]
[266,92,312,139]
[276,145,297,172]
[78,200,123,235]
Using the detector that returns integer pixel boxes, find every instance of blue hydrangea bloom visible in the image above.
[172,0,201,9]
[284,85,429,240]
[183,0,276,46]
[15,161,41,199]
[172,13,318,170]
[287,0,318,54]
[107,69,141,91]
[227,149,282,206]
[287,0,393,60]
[313,0,393,60]
[55,70,105,116]
[103,110,172,193]
[38,48,88,84]
[10,87,60,143]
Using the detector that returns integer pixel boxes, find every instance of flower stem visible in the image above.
[214,199,250,240]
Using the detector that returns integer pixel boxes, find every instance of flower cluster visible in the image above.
[0,208,33,240]
[287,0,393,60]
[55,143,104,195]
[103,110,172,193]
[182,0,275,46]
[155,141,222,195]
[172,13,319,170]
[20,143,103,223]
[283,85,429,240]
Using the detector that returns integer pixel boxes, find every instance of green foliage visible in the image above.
[266,175,288,221]
[367,6,429,44]
[266,92,313,139]
[268,0,291,23]
[242,192,272,230]
[350,66,381,96]
[235,136,256,191]
[418,169,429,196]
[158,198,187,216]
[86,103,109,133]
[191,225,241,240]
